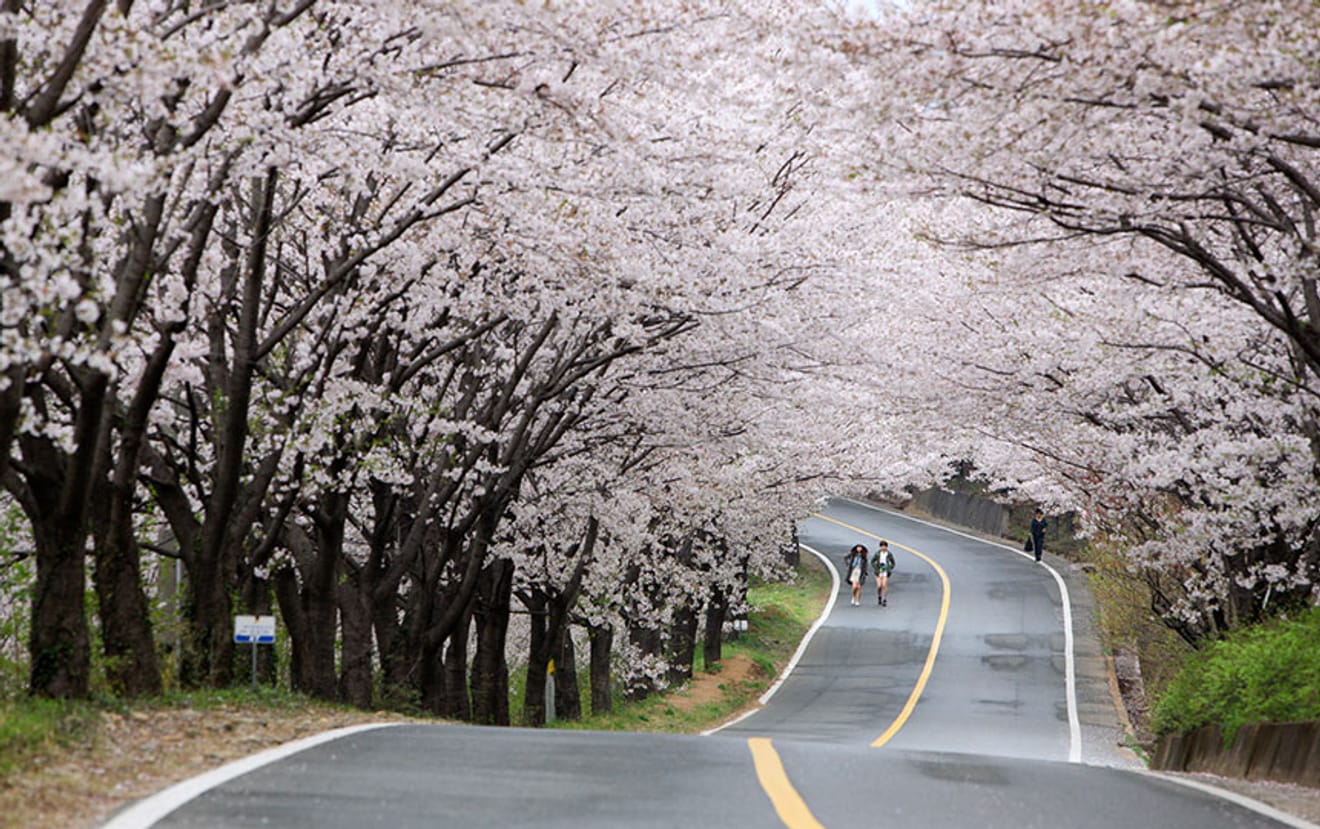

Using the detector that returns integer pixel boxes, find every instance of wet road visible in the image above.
[103,498,1314,829]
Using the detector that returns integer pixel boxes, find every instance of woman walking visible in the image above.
[844,544,868,606]
[872,540,896,606]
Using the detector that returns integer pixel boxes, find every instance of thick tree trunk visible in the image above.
[374,596,413,707]
[273,567,306,692]
[523,518,596,726]
[28,513,91,698]
[624,620,662,702]
[22,370,110,698]
[92,521,161,696]
[703,590,727,668]
[338,566,373,709]
[419,635,445,716]
[470,558,512,725]
[522,590,550,726]
[441,610,472,720]
[587,621,613,716]
[299,493,347,701]
[91,321,182,697]
[181,555,235,687]
[555,631,582,722]
[667,603,698,687]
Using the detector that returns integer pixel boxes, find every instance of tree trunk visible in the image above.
[555,631,582,722]
[182,170,278,688]
[92,516,161,696]
[273,566,306,693]
[588,621,613,716]
[21,371,110,698]
[523,517,596,726]
[338,564,374,709]
[374,594,414,708]
[296,527,342,701]
[703,590,727,668]
[470,558,512,725]
[28,510,91,698]
[441,612,472,720]
[668,602,698,687]
[522,590,550,726]
[90,319,183,697]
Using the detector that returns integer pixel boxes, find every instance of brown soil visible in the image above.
[669,654,764,714]
[0,705,423,829]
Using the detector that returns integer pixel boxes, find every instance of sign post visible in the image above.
[545,658,556,724]
[234,615,276,689]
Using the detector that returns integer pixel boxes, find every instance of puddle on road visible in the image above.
[909,757,1012,786]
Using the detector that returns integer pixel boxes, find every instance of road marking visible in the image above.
[809,511,951,749]
[100,724,399,828]
[748,738,826,829]
[704,543,840,735]
[835,496,1082,762]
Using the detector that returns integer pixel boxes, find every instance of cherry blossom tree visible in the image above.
[850,0,1320,640]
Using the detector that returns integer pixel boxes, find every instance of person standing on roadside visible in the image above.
[1030,509,1047,563]
[844,544,868,606]
[871,540,896,606]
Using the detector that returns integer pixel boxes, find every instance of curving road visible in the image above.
[103,499,1315,829]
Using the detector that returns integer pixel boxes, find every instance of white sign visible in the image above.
[234,614,276,644]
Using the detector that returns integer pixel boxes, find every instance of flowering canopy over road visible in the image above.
[1,0,1315,712]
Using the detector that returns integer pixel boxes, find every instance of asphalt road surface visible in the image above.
[104,498,1316,829]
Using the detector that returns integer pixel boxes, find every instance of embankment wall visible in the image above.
[1153,721,1320,788]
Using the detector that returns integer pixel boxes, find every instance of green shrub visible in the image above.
[1152,606,1320,742]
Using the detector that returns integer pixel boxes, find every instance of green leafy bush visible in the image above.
[1152,606,1320,742]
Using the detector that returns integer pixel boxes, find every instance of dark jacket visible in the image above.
[1030,516,1047,544]
[844,549,868,580]
[871,550,895,574]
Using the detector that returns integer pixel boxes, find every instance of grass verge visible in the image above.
[551,552,832,733]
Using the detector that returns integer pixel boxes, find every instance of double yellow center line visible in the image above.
[748,512,953,827]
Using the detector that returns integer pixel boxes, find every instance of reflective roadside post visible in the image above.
[546,658,556,723]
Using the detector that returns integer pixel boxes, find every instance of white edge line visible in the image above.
[99,722,400,828]
[836,496,1082,763]
[1145,772,1320,829]
[701,543,839,736]
[839,496,1320,824]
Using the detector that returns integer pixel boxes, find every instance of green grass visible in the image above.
[0,697,101,775]
[1152,605,1320,743]
[552,554,832,734]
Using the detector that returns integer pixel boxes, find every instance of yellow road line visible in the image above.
[747,738,826,829]
[810,512,952,749]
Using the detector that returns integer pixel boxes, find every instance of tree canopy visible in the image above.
[2,0,1316,710]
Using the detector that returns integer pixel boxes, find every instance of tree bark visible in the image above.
[338,562,374,709]
[470,558,512,725]
[587,621,613,716]
[703,589,727,668]
[440,611,472,720]
[554,631,582,722]
[668,602,699,687]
